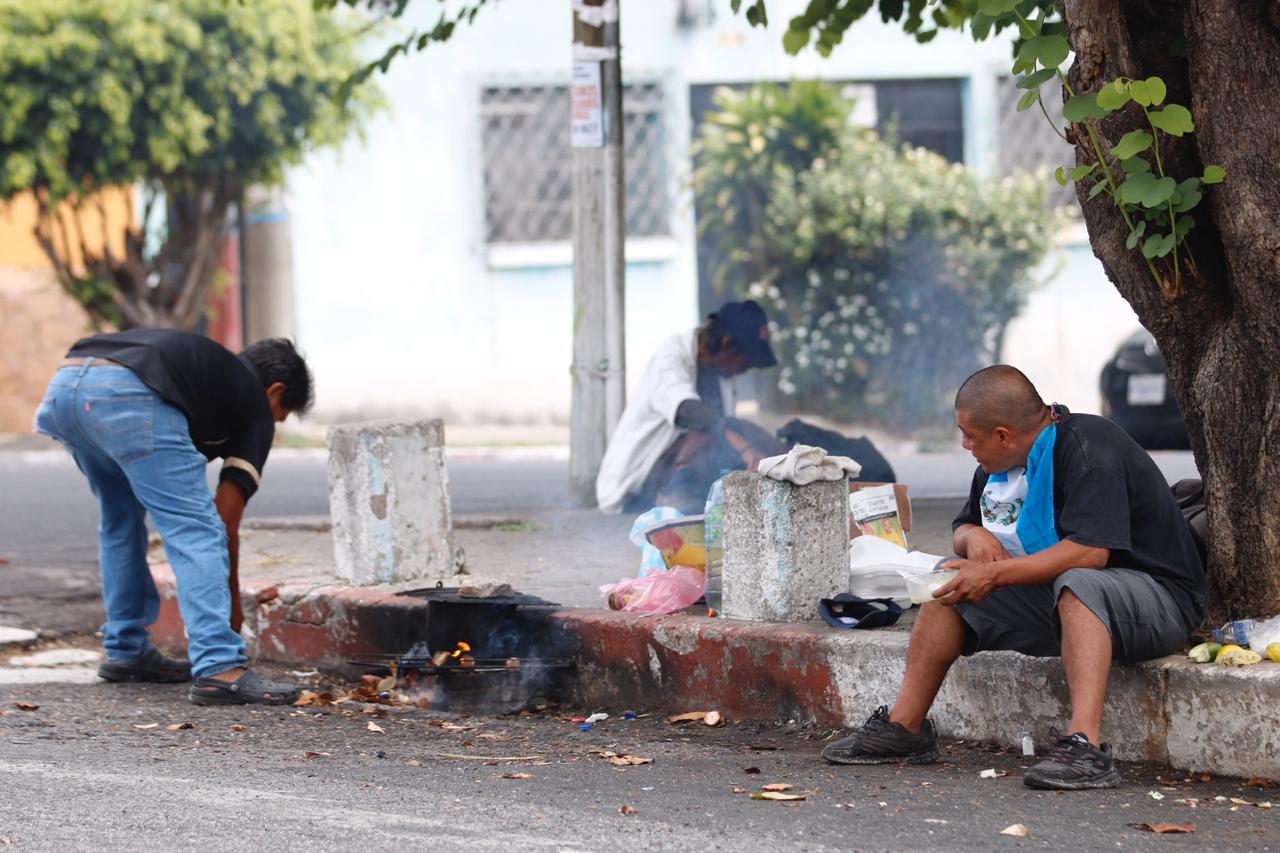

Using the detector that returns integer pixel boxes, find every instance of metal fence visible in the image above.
[995,75,1079,210]
[479,80,670,244]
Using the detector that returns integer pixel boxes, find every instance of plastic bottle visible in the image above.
[703,474,727,614]
[1212,615,1280,648]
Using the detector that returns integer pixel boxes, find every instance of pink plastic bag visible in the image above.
[600,566,705,614]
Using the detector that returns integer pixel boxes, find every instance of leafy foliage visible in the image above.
[0,0,379,328]
[694,83,1054,428]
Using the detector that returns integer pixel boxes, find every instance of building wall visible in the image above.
[288,0,1131,423]
[0,191,130,434]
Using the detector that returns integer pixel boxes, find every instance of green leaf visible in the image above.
[1016,89,1040,112]
[783,27,810,54]
[1063,93,1106,122]
[1202,164,1227,184]
[1148,104,1194,136]
[1142,233,1170,258]
[1054,166,1068,186]
[1146,77,1167,106]
[1070,164,1095,181]
[1119,172,1157,205]
[1016,68,1057,90]
[1096,81,1130,111]
[971,12,994,40]
[1128,79,1152,107]
[1020,35,1070,69]
[1110,130,1154,160]
[977,0,1020,14]
[1140,176,1177,208]
[1126,229,1140,250]
[1175,216,1195,237]
[1173,178,1202,213]
[1088,179,1110,199]
[1121,156,1151,174]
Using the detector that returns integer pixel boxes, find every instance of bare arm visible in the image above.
[934,538,1110,606]
[953,523,1012,563]
[214,479,248,633]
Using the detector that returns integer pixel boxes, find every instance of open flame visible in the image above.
[450,641,472,659]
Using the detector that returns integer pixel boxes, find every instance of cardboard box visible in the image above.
[849,482,912,544]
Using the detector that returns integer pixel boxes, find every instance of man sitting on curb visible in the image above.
[822,365,1207,790]
[35,329,312,706]
[596,300,786,515]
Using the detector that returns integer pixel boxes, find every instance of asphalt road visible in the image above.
[0,665,1274,852]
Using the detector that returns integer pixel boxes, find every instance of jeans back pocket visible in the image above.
[84,395,155,463]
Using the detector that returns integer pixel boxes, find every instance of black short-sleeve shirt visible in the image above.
[953,407,1207,628]
[68,329,273,500]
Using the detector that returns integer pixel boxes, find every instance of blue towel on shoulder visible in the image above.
[1016,425,1059,555]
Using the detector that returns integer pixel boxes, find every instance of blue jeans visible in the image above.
[34,360,246,678]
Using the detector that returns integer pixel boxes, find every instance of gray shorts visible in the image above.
[954,568,1191,664]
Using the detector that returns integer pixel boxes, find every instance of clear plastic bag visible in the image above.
[600,566,706,614]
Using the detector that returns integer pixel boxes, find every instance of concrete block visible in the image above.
[721,471,850,622]
[326,419,462,585]
[1163,656,1280,778]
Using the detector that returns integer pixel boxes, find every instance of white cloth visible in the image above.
[756,444,861,485]
[595,330,736,514]
[979,467,1029,557]
[848,536,943,609]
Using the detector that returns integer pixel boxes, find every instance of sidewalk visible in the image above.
[141,499,1280,780]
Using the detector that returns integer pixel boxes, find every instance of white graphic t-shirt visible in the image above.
[979,468,1029,558]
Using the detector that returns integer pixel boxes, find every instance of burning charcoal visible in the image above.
[459,655,476,668]
[505,657,521,671]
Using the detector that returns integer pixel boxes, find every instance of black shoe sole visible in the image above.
[1023,768,1121,790]
[822,746,939,766]
[98,667,191,684]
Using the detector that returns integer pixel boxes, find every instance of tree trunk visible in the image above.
[1061,0,1280,623]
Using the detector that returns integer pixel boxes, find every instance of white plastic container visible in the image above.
[906,569,958,605]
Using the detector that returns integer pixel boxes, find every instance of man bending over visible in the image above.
[821,365,1206,789]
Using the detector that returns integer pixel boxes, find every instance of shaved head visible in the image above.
[955,365,1047,434]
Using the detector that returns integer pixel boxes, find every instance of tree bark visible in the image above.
[1061,0,1280,622]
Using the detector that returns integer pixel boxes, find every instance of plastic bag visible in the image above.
[629,507,685,577]
[600,566,706,614]
[848,536,944,609]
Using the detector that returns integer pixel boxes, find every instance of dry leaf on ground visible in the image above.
[165,722,194,732]
[229,724,246,732]
[500,772,531,779]
[133,723,159,730]
[606,754,654,767]
[13,702,38,712]
[1132,823,1195,834]
[619,805,639,815]
[999,824,1030,837]
[666,711,710,724]
[404,759,422,767]
[752,792,806,801]
[1248,777,1279,789]
[761,783,794,792]
[367,721,386,734]
[303,751,330,759]
[732,787,747,794]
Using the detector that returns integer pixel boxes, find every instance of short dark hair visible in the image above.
[241,338,314,415]
[955,364,1045,433]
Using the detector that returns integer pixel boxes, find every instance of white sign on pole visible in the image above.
[571,60,604,148]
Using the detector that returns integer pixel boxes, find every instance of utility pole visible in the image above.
[568,0,626,506]
[241,185,297,344]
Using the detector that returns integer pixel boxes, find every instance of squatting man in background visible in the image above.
[822,365,1206,790]
[35,329,313,706]
[596,299,787,515]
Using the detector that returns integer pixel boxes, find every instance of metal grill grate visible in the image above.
[995,75,1079,211]
[480,80,670,243]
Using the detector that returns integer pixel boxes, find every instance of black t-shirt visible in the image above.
[952,407,1207,628]
[68,329,273,500]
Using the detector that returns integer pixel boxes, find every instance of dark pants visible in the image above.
[625,418,786,515]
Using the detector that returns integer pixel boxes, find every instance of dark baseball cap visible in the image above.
[710,300,778,369]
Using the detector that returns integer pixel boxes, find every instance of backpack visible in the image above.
[775,418,896,483]
[1171,478,1208,564]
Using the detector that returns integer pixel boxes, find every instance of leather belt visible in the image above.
[61,356,124,369]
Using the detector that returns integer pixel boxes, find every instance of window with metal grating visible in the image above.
[996,75,1079,211]
[479,81,670,244]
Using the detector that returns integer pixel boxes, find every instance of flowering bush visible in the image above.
[694,82,1056,429]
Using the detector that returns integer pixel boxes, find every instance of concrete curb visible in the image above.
[147,567,1280,779]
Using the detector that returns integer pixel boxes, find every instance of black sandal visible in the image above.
[98,647,191,683]
[189,669,299,706]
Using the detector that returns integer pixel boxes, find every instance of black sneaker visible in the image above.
[1023,732,1120,790]
[821,705,939,765]
[98,647,191,684]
